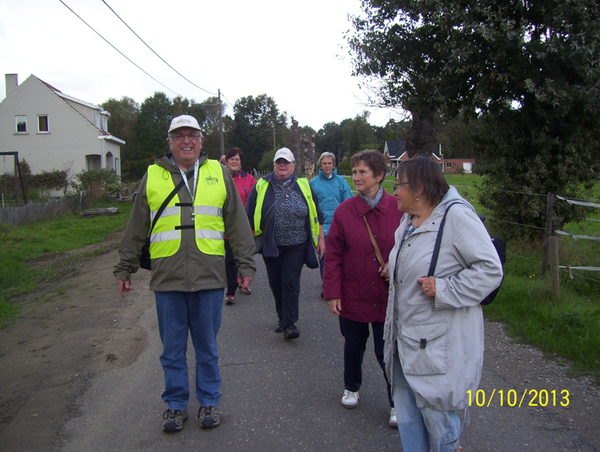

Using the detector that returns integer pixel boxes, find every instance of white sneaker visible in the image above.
[341,390,359,408]
[389,407,398,427]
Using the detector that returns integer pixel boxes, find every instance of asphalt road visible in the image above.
[57,257,600,452]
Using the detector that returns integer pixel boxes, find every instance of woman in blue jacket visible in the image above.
[310,152,353,281]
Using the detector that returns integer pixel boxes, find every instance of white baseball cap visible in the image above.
[273,147,295,163]
[168,115,202,134]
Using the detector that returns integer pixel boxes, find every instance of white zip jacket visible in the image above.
[384,186,503,411]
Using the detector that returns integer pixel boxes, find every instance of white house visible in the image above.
[0,73,124,181]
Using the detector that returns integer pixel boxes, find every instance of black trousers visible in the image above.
[339,315,393,407]
[224,239,238,296]
[263,242,307,329]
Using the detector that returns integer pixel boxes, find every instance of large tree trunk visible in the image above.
[405,105,438,157]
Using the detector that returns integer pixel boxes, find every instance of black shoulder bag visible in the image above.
[140,171,193,270]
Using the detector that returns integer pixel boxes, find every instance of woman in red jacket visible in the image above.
[323,149,403,427]
[223,148,256,304]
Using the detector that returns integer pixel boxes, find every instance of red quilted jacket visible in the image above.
[323,193,403,323]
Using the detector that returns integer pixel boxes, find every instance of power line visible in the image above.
[100,0,217,97]
[59,0,182,97]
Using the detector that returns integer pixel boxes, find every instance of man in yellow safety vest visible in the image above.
[114,115,255,433]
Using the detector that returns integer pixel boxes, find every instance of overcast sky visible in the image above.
[0,0,406,131]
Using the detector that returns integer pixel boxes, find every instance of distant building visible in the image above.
[384,140,475,173]
[0,73,124,182]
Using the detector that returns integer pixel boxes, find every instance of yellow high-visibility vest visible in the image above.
[146,160,226,259]
[254,177,319,246]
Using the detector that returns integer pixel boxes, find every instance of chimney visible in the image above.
[5,74,18,97]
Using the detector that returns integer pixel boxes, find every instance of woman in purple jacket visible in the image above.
[323,149,403,427]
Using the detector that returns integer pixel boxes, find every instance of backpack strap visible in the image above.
[427,202,463,277]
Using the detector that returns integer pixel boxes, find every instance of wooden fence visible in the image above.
[0,192,88,226]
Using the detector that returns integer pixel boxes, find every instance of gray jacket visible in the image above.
[383,186,503,411]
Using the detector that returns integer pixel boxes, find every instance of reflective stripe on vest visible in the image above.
[194,161,226,255]
[254,177,319,247]
[146,161,226,260]
[147,165,182,259]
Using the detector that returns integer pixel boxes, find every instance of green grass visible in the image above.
[0,199,133,328]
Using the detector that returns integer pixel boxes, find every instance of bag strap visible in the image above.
[427,202,462,277]
[363,215,385,267]
[148,170,194,236]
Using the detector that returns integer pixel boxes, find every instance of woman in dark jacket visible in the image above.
[246,148,325,340]
[323,149,403,427]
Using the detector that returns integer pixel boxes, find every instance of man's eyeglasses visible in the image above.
[170,133,201,142]
[275,159,292,165]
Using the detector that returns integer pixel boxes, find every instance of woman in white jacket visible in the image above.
[384,156,503,452]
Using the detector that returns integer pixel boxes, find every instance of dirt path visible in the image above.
[0,233,599,451]
[0,233,149,450]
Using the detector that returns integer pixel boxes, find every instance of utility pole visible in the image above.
[272,124,276,152]
[218,89,224,157]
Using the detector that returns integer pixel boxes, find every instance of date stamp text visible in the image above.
[467,389,570,407]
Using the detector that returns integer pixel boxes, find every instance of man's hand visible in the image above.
[117,280,132,298]
[237,276,254,291]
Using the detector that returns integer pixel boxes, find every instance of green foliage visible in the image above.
[102,96,139,181]
[348,0,600,240]
[130,92,173,179]
[0,159,68,203]
[231,94,286,171]
[73,168,121,199]
[258,150,275,172]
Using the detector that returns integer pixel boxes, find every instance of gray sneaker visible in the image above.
[198,405,221,428]
[162,409,188,432]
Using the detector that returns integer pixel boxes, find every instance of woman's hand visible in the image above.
[379,262,390,281]
[417,276,436,298]
[317,227,325,259]
[328,298,342,315]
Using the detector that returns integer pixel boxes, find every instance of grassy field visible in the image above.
[1,179,600,383]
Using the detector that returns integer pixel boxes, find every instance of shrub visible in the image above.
[73,168,121,199]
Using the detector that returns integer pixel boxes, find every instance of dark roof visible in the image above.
[385,140,406,159]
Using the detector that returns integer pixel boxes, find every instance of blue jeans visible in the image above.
[262,242,307,329]
[393,354,461,452]
[155,289,224,410]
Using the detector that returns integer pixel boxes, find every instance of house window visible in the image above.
[15,115,27,133]
[446,162,452,168]
[38,115,49,132]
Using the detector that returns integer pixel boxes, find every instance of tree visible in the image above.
[348,0,600,237]
[347,2,451,156]
[102,97,139,181]
[132,92,173,179]
[316,121,345,163]
[231,95,286,170]
[190,97,226,160]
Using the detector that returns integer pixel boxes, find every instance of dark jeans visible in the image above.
[263,242,307,329]
[224,239,238,296]
[318,236,326,280]
[339,316,393,407]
